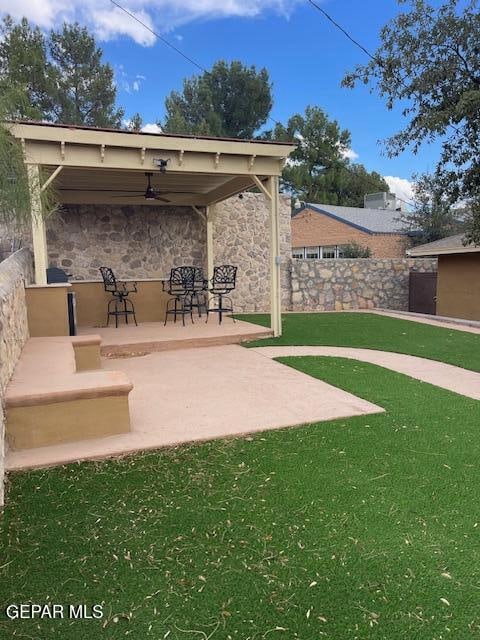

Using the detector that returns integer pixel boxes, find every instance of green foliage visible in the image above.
[340,241,372,258]
[126,113,144,132]
[163,60,272,138]
[0,17,54,120]
[342,0,480,244]
[49,23,123,127]
[0,16,123,127]
[401,173,464,245]
[265,106,389,206]
[0,86,56,232]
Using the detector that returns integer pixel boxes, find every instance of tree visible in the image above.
[0,16,55,119]
[342,0,480,244]
[401,173,464,245]
[126,113,143,132]
[340,242,372,258]
[265,106,389,206]
[0,16,124,127]
[0,85,57,245]
[49,23,123,127]
[163,60,272,138]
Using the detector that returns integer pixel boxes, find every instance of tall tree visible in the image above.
[0,16,124,127]
[265,106,389,206]
[163,60,272,138]
[401,173,464,245]
[0,16,54,119]
[0,85,57,244]
[342,0,480,244]
[49,23,123,127]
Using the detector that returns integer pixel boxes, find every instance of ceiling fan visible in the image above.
[59,172,196,203]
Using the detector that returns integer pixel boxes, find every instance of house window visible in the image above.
[292,248,305,259]
[305,246,320,259]
[320,246,336,258]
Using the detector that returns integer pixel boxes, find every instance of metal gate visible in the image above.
[409,272,438,315]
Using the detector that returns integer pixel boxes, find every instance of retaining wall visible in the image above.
[0,248,32,506]
[289,258,437,311]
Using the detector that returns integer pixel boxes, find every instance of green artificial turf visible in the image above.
[239,312,480,372]
[1,357,480,639]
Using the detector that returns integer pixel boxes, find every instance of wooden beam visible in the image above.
[252,175,271,200]
[206,204,215,303]
[203,176,256,205]
[20,141,285,177]
[27,164,48,284]
[267,176,282,337]
[9,122,296,159]
[40,165,63,193]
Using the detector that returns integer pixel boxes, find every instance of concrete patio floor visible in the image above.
[6,344,383,470]
[78,317,273,356]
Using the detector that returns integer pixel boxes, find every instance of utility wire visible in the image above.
[110,0,207,72]
[109,0,417,207]
[306,0,461,139]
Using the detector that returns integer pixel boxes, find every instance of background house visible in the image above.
[292,196,413,259]
[408,234,480,321]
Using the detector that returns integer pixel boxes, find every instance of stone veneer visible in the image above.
[0,248,32,506]
[290,258,437,312]
[45,193,292,313]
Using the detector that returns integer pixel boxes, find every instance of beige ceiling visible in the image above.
[45,166,258,206]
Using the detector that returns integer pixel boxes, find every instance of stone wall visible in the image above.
[0,248,32,506]
[289,257,437,312]
[214,193,291,312]
[44,193,292,313]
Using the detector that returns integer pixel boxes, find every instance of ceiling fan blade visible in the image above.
[110,194,145,198]
[59,188,146,194]
[154,195,171,203]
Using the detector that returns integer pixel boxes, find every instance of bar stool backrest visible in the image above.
[169,266,195,295]
[212,265,237,294]
[99,266,117,292]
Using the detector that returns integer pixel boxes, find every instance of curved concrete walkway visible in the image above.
[252,346,480,400]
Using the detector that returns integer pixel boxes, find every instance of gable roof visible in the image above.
[294,203,409,235]
[407,233,480,256]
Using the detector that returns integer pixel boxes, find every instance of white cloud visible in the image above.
[141,123,162,133]
[132,80,140,91]
[341,147,359,161]
[384,175,415,204]
[0,0,302,46]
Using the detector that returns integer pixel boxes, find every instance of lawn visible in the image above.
[240,312,480,371]
[1,354,480,639]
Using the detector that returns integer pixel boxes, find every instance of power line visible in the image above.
[109,0,416,207]
[110,0,206,72]
[306,0,461,141]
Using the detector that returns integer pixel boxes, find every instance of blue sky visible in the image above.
[1,0,445,201]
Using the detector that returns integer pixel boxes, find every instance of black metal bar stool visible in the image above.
[99,267,138,328]
[206,265,237,324]
[188,267,208,318]
[163,266,195,326]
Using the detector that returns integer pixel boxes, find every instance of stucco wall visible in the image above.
[0,248,32,506]
[292,208,411,258]
[437,253,480,321]
[289,257,437,312]
[44,193,292,313]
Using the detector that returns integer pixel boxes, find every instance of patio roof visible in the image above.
[8,120,296,336]
[9,120,294,207]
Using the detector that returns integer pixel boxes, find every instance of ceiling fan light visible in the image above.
[145,186,156,200]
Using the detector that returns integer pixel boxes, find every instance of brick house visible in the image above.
[291,202,413,259]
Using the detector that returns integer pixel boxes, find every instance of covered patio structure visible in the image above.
[9,121,295,337]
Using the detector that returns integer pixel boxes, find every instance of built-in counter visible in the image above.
[71,278,171,327]
[25,278,174,337]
